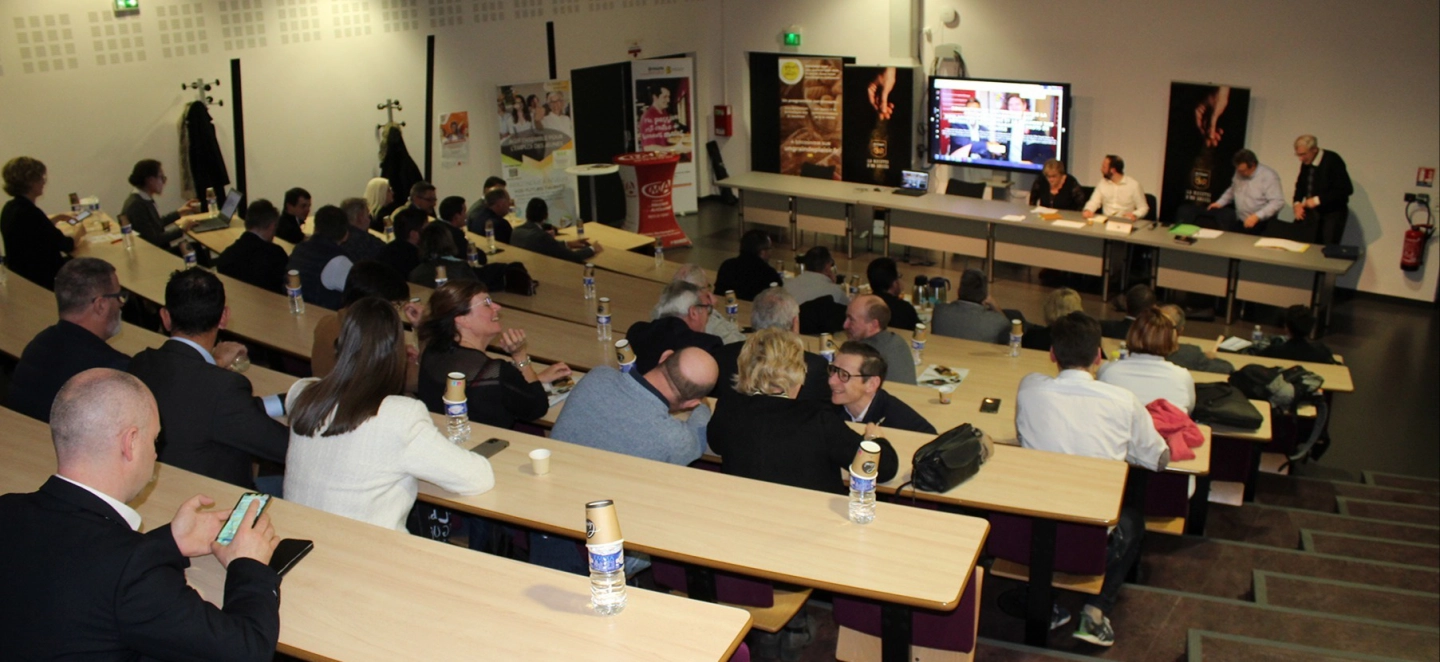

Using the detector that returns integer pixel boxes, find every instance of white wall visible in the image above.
[716,0,1440,301]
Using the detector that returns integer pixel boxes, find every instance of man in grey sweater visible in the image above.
[551,347,718,464]
[844,295,917,385]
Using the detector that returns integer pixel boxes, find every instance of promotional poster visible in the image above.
[498,80,578,225]
[439,111,469,169]
[841,66,913,187]
[777,56,843,179]
[1160,82,1251,223]
[632,57,696,214]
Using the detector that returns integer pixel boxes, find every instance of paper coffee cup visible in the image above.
[725,290,737,305]
[445,371,466,401]
[585,499,622,545]
[529,448,551,475]
[435,265,447,281]
[615,339,636,366]
[938,384,955,404]
[1011,319,1023,334]
[851,440,882,479]
[913,323,929,342]
[597,297,610,317]
[287,270,301,289]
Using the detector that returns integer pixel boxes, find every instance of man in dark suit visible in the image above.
[1292,135,1353,245]
[275,186,311,244]
[216,199,289,293]
[0,368,281,659]
[711,286,829,401]
[439,195,472,258]
[714,229,783,302]
[624,280,723,374]
[127,269,290,489]
[466,186,515,244]
[340,197,386,262]
[1102,284,1155,340]
[866,256,918,331]
[1259,305,1338,364]
[829,342,935,434]
[378,207,428,279]
[9,257,131,421]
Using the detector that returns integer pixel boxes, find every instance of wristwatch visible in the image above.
[514,356,532,370]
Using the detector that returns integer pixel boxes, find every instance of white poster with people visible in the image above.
[631,57,697,214]
[497,80,578,224]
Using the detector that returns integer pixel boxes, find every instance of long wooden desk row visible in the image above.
[0,407,752,661]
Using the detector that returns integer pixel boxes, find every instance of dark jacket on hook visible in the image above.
[182,101,231,200]
[380,124,424,205]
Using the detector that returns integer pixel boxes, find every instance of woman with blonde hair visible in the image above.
[1028,159,1087,210]
[707,328,898,493]
[1023,287,1083,351]
[364,177,396,231]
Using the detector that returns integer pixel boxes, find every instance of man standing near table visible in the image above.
[216,200,290,294]
[1083,155,1149,221]
[0,368,281,659]
[1292,135,1353,245]
[275,187,311,244]
[1015,311,1169,647]
[1206,149,1285,235]
[843,294,917,385]
[829,342,934,433]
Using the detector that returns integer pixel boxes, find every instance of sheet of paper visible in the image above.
[1000,214,1026,222]
[918,365,970,388]
[1254,237,1310,252]
[1090,214,1109,223]
[1218,336,1253,352]
[1105,221,1133,234]
[84,233,124,245]
[1051,220,1086,229]
[1195,229,1224,239]
[1031,206,1058,214]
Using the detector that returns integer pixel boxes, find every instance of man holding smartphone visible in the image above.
[0,368,282,659]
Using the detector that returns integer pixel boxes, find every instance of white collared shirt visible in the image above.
[1015,369,1168,470]
[1084,175,1150,219]
[55,474,142,531]
[843,397,874,423]
[1097,353,1196,413]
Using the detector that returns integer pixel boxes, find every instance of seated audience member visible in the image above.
[286,205,353,310]
[1156,304,1234,374]
[438,195,472,258]
[785,245,847,305]
[712,286,830,400]
[0,368,281,658]
[416,281,571,429]
[364,176,393,231]
[714,228,783,301]
[830,341,935,434]
[1202,148,1285,235]
[387,181,439,224]
[466,186,515,244]
[511,198,601,263]
[1023,287,1083,351]
[625,280,725,374]
[843,294,917,385]
[285,298,495,532]
[673,263,745,343]
[275,187,311,244]
[1259,305,1337,364]
[377,207,427,278]
[2,156,83,290]
[126,269,289,490]
[1029,158,1087,211]
[1015,311,1169,647]
[866,257,919,331]
[340,197,385,262]
[120,159,200,249]
[410,221,478,286]
[1083,155,1149,221]
[9,258,130,422]
[932,269,1012,344]
[1102,284,1155,340]
[708,328,899,494]
[216,199,289,293]
[1098,307,1196,412]
[310,261,422,394]
[552,347,718,464]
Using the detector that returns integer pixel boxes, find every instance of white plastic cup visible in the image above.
[529,448,551,475]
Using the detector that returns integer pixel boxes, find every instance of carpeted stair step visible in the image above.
[1257,473,1440,510]
[1142,536,1440,599]
[1187,629,1414,662]
[1254,570,1440,629]
[976,638,1106,661]
[1365,471,1440,495]
[1337,497,1440,527]
[1206,502,1440,548]
[1302,530,1440,568]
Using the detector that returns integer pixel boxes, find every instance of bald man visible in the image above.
[0,368,282,659]
[843,294,917,385]
[552,347,718,465]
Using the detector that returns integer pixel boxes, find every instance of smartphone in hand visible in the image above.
[215,493,270,545]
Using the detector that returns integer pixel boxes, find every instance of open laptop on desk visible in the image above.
[892,170,929,197]
[189,189,243,233]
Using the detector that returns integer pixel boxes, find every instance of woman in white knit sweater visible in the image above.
[283,297,495,531]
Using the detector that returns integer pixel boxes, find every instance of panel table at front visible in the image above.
[887,208,988,260]
[993,224,1105,276]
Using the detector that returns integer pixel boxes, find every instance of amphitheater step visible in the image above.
[1254,570,1440,629]
[1205,502,1439,550]
[1142,536,1440,600]
[1337,497,1440,527]
[1257,473,1440,511]
[1187,629,1414,662]
[976,637,1106,661]
[1302,530,1440,568]
[1365,471,1440,494]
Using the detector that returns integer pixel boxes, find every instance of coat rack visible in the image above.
[377,99,405,129]
[183,78,223,106]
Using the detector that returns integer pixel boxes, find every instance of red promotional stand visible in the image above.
[614,152,691,248]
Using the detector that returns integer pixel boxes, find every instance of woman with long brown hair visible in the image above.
[283,297,494,531]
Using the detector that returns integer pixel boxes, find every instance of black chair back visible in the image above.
[945,179,986,198]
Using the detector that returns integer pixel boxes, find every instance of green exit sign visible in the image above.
[783,31,801,47]
[114,0,139,10]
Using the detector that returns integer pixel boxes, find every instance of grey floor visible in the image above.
[666,198,1440,481]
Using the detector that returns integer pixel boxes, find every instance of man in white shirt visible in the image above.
[1014,311,1169,647]
[1083,155,1149,221]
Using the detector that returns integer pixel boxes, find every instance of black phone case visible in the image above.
[472,438,510,458]
[269,538,314,578]
[980,398,1001,413]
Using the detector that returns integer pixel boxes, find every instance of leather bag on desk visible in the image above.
[1192,382,1263,430]
[906,423,991,494]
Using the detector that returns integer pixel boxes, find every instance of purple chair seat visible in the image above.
[832,567,981,654]
[1144,471,1190,519]
[986,513,1106,576]
[652,559,775,607]
[728,642,750,662]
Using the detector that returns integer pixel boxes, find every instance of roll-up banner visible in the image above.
[632,57,697,215]
[1160,82,1251,223]
[498,80,578,225]
[777,57,844,180]
[841,66,914,187]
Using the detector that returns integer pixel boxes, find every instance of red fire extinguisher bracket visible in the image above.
[1401,199,1435,272]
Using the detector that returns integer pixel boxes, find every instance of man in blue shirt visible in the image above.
[1207,149,1284,235]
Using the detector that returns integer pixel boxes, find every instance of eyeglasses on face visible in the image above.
[826,364,876,383]
[97,290,130,305]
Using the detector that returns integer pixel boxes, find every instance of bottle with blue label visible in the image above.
[1009,319,1023,358]
[653,238,664,268]
[582,263,596,300]
[204,187,217,214]
[383,216,395,243]
[286,270,305,315]
[467,241,481,268]
[596,297,612,341]
[434,264,448,288]
[724,290,739,323]
[911,323,929,366]
[1251,324,1264,347]
[848,441,882,524]
[819,333,837,363]
[120,216,135,251]
[181,242,197,269]
[443,372,471,444]
[585,499,627,615]
[847,274,861,299]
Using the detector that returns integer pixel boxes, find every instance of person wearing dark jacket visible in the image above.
[0,368,280,660]
[1156,304,1234,374]
[466,186,515,244]
[715,229,783,302]
[438,195,474,259]
[711,286,828,401]
[378,207,427,279]
[216,199,289,294]
[1,156,82,290]
[829,342,935,434]
[709,329,899,494]
[511,197,600,263]
[1022,287,1083,352]
[1029,159,1088,211]
[126,269,290,489]
[416,280,571,429]
[286,205,353,310]
[8,258,131,422]
[119,159,200,250]
[1102,284,1155,340]
[624,280,724,374]
[1292,135,1353,245]
[275,187,311,244]
[866,256,918,331]
[339,197,386,262]
[1259,305,1337,364]
[409,221,479,286]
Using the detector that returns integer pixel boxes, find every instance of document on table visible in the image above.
[1000,214,1027,222]
[1031,206,1058,215]
[919,365,969,388]
[1051,220,1087,229]
[1195,229,1225,239]
[1254,237,1310,252]
[1218,336,1253,351]
[1105,221,1133,234]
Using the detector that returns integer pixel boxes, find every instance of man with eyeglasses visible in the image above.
[9,258,132,422]
[624,280,724,374]
[672,264,744,343]
[828,342,935,434]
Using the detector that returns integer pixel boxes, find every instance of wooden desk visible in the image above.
[0,408,750,661]
[1102,335,1354,392]
[510,217,658,253]
[188,221,296,256]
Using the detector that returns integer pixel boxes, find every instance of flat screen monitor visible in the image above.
[928,76,1071,175]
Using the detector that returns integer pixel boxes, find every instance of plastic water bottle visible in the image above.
[286,270,305,315]
[121,219,135,251]
[467,241,481,268]
[819,333,837,363]
[653,239,664,268]
[435,264,448,288]
[586,500,627,615]
[1009,319,1023,358]
[576,215,585,237]
[443,372,471,444]
[383,218,395,243]
[582,263,596,300]
[205,187,217,214]
[724,290,739,323]
[484,219,497,254]
[596,297,612,341]
[1251,324,1264,346]
[911,323,929,366]
[181,242,197,269]
[848,441,882,525]
[1118,341,1130,360]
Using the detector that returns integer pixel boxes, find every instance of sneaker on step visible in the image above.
[1050,604,1071,630]
[1072,612,1115,647]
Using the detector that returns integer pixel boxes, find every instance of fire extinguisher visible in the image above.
[1402,198,1434,272]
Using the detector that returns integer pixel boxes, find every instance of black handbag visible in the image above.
[907,423,987,493]
[1193,382,1264,430]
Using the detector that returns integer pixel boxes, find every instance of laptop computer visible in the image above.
[190,189,243,233]
[893,170,929,197]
